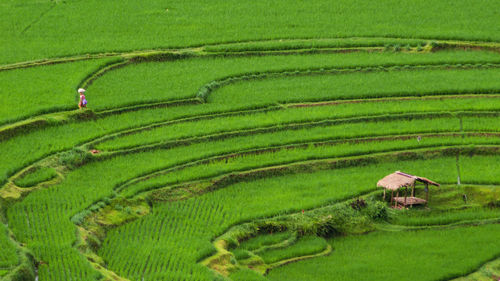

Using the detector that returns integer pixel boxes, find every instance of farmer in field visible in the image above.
[78,88,87,109]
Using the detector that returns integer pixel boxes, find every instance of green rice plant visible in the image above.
[462,116,500,132]
[3,0,500,64]
[230,268,268,281]
[232,249,252,260]
[0,58,115,125]
[0,223,19,268]
[459,155,500,184]
[2,51,499,185]
[259,235,327,264]
[5,129,494,280]
[267,224,500,281]
[0,102,213,185]
[120,137,463,197]
[92,98,500,151]
[119,132,495,198]
[2,2,500,281]
[238,231,292,251]
[0,94,497,188]
[95,112,464,151]
[391,207,500,226]
[208,67,500,107]
[13,166,57,187]
[98,156,463,280]
[88,50,500,109]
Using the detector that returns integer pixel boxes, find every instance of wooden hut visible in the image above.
[377,171,440,208]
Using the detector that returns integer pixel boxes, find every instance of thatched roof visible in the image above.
[377,171,440,191]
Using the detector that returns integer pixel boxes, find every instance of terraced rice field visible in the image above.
[1,1,500,281]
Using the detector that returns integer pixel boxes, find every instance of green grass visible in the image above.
[267,224,500,281]
[460,155,500,184]
[95,113,464,151]
[93,100,500,152]
[391,208,500,226]
[259,235,327,264]
[87,50,500,110]
[209,67,500,107]
[0,58,115,124]
[462,116,500,132]
[100,157,458,281]
[232,249,252,261]
[0,102,210,184]
[0,95,497,187]
[0,223,19,268]
[2,2,500,281]
[119,133,478,198]
[2,0,500,63]
[13,166,57,187]
[230,268,268,281]
[238,232,292,251]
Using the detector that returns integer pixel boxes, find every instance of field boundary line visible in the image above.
[63,147,499,280]
[2,59,500,136]
[113,132,500,196]
[2,109,498,197]
[95,110,500,155]
[196,62,500,101]
[266,244,333,272]
[2,36,500,71]
[138,146,500,202]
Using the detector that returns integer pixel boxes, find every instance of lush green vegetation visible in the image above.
[209,67,500,106]
[259,236,327,264]
[0,58,114,124]
[2,0,500,63]
[13,166,57,188]
[99,157,457,280]
[88,51,500,109]
[267,224,500,281]
[2,2,500,280]
[0,223,18,269]
[238,232,292,252]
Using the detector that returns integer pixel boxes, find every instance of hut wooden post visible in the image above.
[383,188,386,200]
[395,190,399,208]
[425,183,429,207]
[390,190,394,205]
[404,186,407,206]
[411,181,415,197]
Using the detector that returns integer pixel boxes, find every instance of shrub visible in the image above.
[89,205,100,212]
[362,200,389,220]
[58,147,92,169]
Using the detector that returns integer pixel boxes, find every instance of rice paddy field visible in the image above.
[1,1,500,281]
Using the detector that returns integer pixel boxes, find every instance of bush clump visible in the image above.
[58,147,92,169]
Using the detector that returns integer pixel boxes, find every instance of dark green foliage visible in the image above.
[58,147,92,169]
